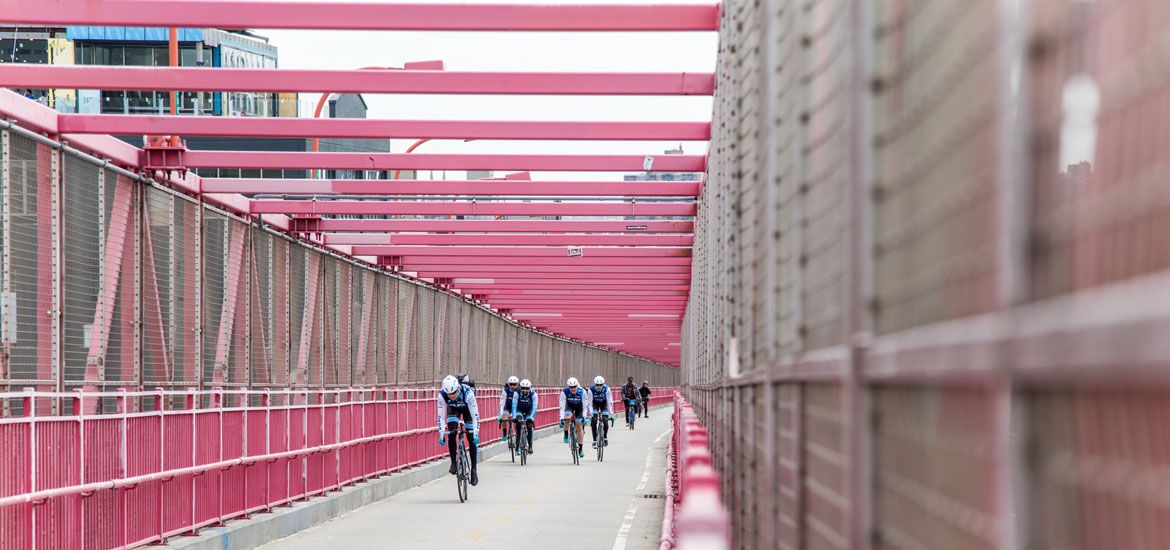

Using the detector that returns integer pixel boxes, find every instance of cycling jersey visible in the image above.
[436,384,480,437]
[559,386,591,419]
[510,389,538,419]
[589,384,613,413]
[498,385,518,416]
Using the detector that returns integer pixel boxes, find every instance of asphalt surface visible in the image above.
[258,410,672,550]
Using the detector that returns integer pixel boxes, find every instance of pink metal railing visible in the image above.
[661,392,729,550]
[0,386,675,549]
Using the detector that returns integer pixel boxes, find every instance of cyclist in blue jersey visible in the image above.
[498,375,520,441]
[559,377,591,459]
[437,375,480,486]
[510,378,538,455]
[589,376,614,449]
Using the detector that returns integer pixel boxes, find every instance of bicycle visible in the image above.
[450,422,472,503]
[502,417,516,463]
[514,419,530,467]
[626,399,637,430]
[566,418,582,466]
[593,415,610,462]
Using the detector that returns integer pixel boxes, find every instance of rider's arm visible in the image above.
[530,392,539,420]
[584,394,594,419]
[511,395,519,418]
[435,391,446,434]
[466,387,480,437]
[605,386,615,414]
[498,388,506,417]
[558,390,567,416]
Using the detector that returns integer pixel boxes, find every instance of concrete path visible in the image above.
[258,411,671,550]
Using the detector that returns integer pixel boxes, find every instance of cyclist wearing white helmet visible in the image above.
[509,379,538,455]
[589,376,614,449]
[559,377,591,459]
[437,374,480,486]
[498,375,521,440]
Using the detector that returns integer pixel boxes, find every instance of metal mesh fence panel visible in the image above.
[873,386,999,550]
[1028,0,1170,298]
[61,155,111,388]
[142,188,173,387]
[4,136,52,390]
[288,244,306,387]
[871,0,1004,334]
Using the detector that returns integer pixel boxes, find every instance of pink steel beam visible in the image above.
[459,284,690,291]
[455,278,689,286]
[322,234,694,247]
[414,266,691,275]
[8,1,721,31]
[205,178,701,197]
[361,245,690,257]
[294,219,693,233]
[61,115,711,141]
[3,65,714,95]
[181,151,706,172]
[391,257,692,266]
[445,273,691,281]
[254,200,696,217]
[483,289,683,296]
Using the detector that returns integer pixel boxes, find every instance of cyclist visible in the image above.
[589,376,614,449]
[510,379,538,455]
[437,374,480,486]
[639,381,653,418]
[559,377,590,459]
[621,377,639,425]
[499,376,520,441]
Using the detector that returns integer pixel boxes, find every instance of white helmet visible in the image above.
[520,379,532,389]
[594,376,605,385]
[441,375,460,394]
[567,377,579,387]
[507,375,520,385]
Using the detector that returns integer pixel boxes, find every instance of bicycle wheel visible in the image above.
[597,434,604,462]
[510,422,516,463]
[456,445,468,503]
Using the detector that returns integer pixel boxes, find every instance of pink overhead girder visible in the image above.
[287,219,694,233]
[8,1,721,31]
[320,234,694,247]
[387,257,692,266]
[359,245,691,257]
[205,178,701,197]
[252,200,696,217]
[179,151,706,172]
[61,115,711,141]
[3,65,714,95]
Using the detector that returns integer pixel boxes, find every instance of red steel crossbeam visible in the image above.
[3,65,714,95]
[289,219,694,233]
[205,178,700,197]
[254,200,696,217]
[432,270,687,279]
[414,266,692,275]
[454,278,689,286]
[360,245,690,257]
[179,151,706,172]
[319,234,694,247]
[60,115,710,141]
[7,1,721,31]
[387,257,692,266]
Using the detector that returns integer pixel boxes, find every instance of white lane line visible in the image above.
[612,429,670,550]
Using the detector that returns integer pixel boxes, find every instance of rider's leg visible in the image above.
[526,419,535,451]
[563,413,572,443]
[446,420,459,473]
[590,416,598,441]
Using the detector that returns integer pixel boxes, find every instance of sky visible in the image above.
[258,0,718,181]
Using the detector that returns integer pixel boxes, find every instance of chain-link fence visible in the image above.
[685,0,1170,548]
